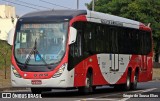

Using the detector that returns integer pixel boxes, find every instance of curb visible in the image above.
[0,87,29,92]
[152,77,160,81]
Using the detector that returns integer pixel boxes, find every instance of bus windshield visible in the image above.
[14,22,68,65]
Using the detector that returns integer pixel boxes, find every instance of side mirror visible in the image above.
[7,27,15,45]
[69,27,77,45]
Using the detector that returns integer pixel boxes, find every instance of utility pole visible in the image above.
[77,0,79,10]
[92,0,95,11]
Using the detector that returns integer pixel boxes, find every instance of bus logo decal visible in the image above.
[101,19,123,26]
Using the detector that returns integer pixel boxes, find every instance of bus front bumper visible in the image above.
[11,66,74,88]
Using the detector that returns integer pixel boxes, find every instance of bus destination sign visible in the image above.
[101,19,123,26]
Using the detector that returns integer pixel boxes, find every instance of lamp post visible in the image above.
[92,0,95,11]
[77,0,79,9]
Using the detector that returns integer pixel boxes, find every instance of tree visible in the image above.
[86,0,160,62]
[0,41,12,79]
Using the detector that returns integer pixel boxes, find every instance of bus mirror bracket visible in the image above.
[69,27,77,45]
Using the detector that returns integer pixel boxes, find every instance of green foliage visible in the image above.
[87,0,160,61]
[0,40,12,70]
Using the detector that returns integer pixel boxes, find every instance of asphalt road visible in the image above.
[0,80,160,101]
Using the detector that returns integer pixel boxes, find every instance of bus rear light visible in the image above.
[52,63,67,78]
[11,65,22,78]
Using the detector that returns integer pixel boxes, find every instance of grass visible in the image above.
[0,67,11,88]
[0,40,12,88]
[0,40,12,70]
[153,68,160,79]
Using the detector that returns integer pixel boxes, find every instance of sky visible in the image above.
[0,0,92,16]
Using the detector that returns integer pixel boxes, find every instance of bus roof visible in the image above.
[87,11,140,29]
[20,10,87,22]
[20,10,150,30]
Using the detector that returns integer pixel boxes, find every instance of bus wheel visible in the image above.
[31,88,51,94]
[78,73,93,94]
[131,71,138,90]
[31,88,42,94]
[114,85,122,90]
[122,71,131,91]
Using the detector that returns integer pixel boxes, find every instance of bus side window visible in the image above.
[84,22,93,55]
[69,22,84,58]
[142,31,152,55]
[146,32,152,54]
[68,22,85,71]
[109,27,118,54]
[90,23,96,54]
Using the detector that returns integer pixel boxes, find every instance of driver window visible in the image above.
[70,22,84,57]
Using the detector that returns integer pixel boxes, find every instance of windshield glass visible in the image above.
[14,22,68,65]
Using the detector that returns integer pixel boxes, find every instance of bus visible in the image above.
[11,10,153,94]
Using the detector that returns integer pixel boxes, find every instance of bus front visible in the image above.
[11,11,76,93]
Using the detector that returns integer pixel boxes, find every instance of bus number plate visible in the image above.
[31,80,42,85]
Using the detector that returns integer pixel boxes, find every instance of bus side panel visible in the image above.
[139,71,148,82]
[112,54,153,84]
[147,57,153,81]
[74,55,108,87]
[115,70,127,84]
[116,55,140,84]
[74,54,152,87]
[138,56,153,82]
[127,55,153,83]
[129,55,141,83]
[138,24,153,82]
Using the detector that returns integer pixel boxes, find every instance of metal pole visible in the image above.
[77,0,79,10]
[92,0,95,11]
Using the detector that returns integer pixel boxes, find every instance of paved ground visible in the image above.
[0,80,160,101]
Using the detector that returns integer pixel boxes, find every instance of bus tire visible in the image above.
[92,86,96,91]
[131,71,138,90]
[31,88,42,94]
[122,71,131,91]
[78,72,93,94]
[31,88,51,94]
[114,85,122,90]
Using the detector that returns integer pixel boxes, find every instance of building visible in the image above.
[0,5,16,18]
[0,5,17,42]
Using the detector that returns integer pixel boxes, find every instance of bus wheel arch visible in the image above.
[78,67,94,94]
[114,67,132,91]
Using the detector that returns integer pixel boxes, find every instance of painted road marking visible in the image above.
[119,98,130,101]
[76,98,121,101]
[130,88,157,93]
[3,89,30,92]
[94,88,157,98]
[76,88,157,101]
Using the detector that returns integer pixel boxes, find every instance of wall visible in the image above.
[0,18,17,41]
[0,5,16,18]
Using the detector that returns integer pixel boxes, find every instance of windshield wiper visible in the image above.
[24,38,51,69]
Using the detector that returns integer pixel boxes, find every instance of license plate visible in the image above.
[31,80,42,85]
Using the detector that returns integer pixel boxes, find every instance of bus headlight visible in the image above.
[52,63,67,78]
[11,65,21,78]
